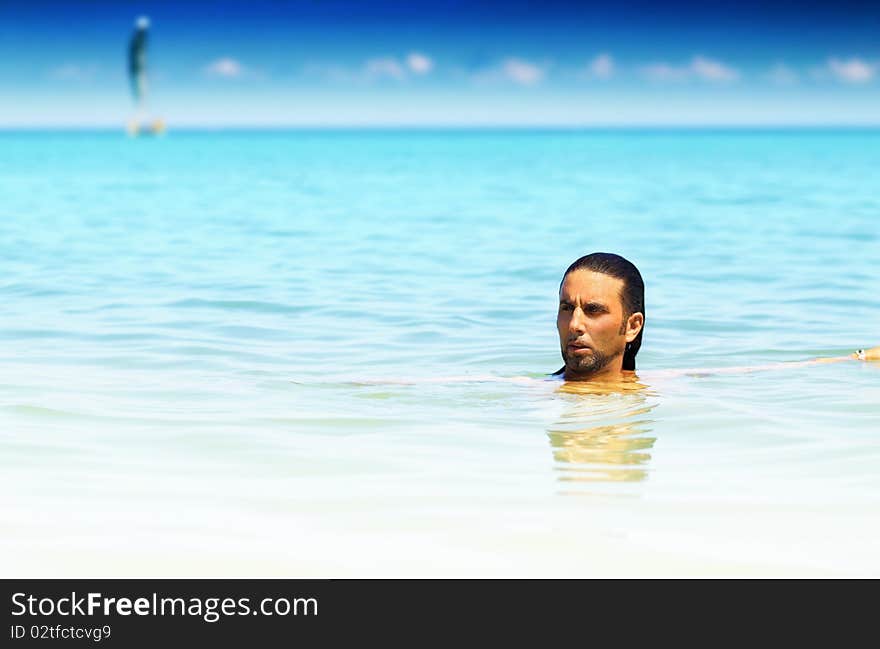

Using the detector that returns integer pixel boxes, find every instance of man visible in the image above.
[554,252,877,382]
[356,252,876,387]
[554,252,645,382]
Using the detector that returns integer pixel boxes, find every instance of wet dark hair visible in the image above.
[560,252,645,371]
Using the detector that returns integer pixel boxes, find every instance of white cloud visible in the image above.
[364,57,406,81]
[501,58,545,85]
[406,52,433,75]
[691,56,739,82]
[204,57,246,78]
[50,63,98,81]
[767,62,799,85]
[303,53,432,84]
[640,56,739,83]
[827,57,875,84]
[588,53,615,80]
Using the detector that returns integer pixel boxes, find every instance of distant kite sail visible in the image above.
[128,16,149,106]
[126,16,165,136]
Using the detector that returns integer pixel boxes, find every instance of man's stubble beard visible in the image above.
[562,347,613,377]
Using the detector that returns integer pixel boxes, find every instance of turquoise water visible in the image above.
[2,130,879,576]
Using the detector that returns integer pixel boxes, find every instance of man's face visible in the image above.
[557,270,633,379]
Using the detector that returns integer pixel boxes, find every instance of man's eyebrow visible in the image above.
[557,298,610,311]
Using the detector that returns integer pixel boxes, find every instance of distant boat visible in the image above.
[126,16,165,136]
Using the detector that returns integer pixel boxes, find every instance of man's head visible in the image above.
[556,252,645,380]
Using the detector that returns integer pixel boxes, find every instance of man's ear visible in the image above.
[625,312,644,343]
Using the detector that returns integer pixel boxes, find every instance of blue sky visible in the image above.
[2,0,880,126]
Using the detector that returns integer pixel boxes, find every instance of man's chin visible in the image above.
[564,359,602,376]
[562,352,610,377]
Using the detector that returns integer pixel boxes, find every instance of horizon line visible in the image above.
[3,123,880,132]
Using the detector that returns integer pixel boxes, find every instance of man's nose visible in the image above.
[568,308,587,335]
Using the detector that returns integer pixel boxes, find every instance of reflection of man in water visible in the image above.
[554,253,645,382]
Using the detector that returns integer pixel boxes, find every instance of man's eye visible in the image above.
[560,304,573,311]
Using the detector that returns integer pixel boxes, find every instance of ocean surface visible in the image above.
[2,129,879,576]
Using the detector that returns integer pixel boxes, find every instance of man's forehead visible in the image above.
[559,270,624,301]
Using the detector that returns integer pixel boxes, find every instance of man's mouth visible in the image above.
[567,342,592,355]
